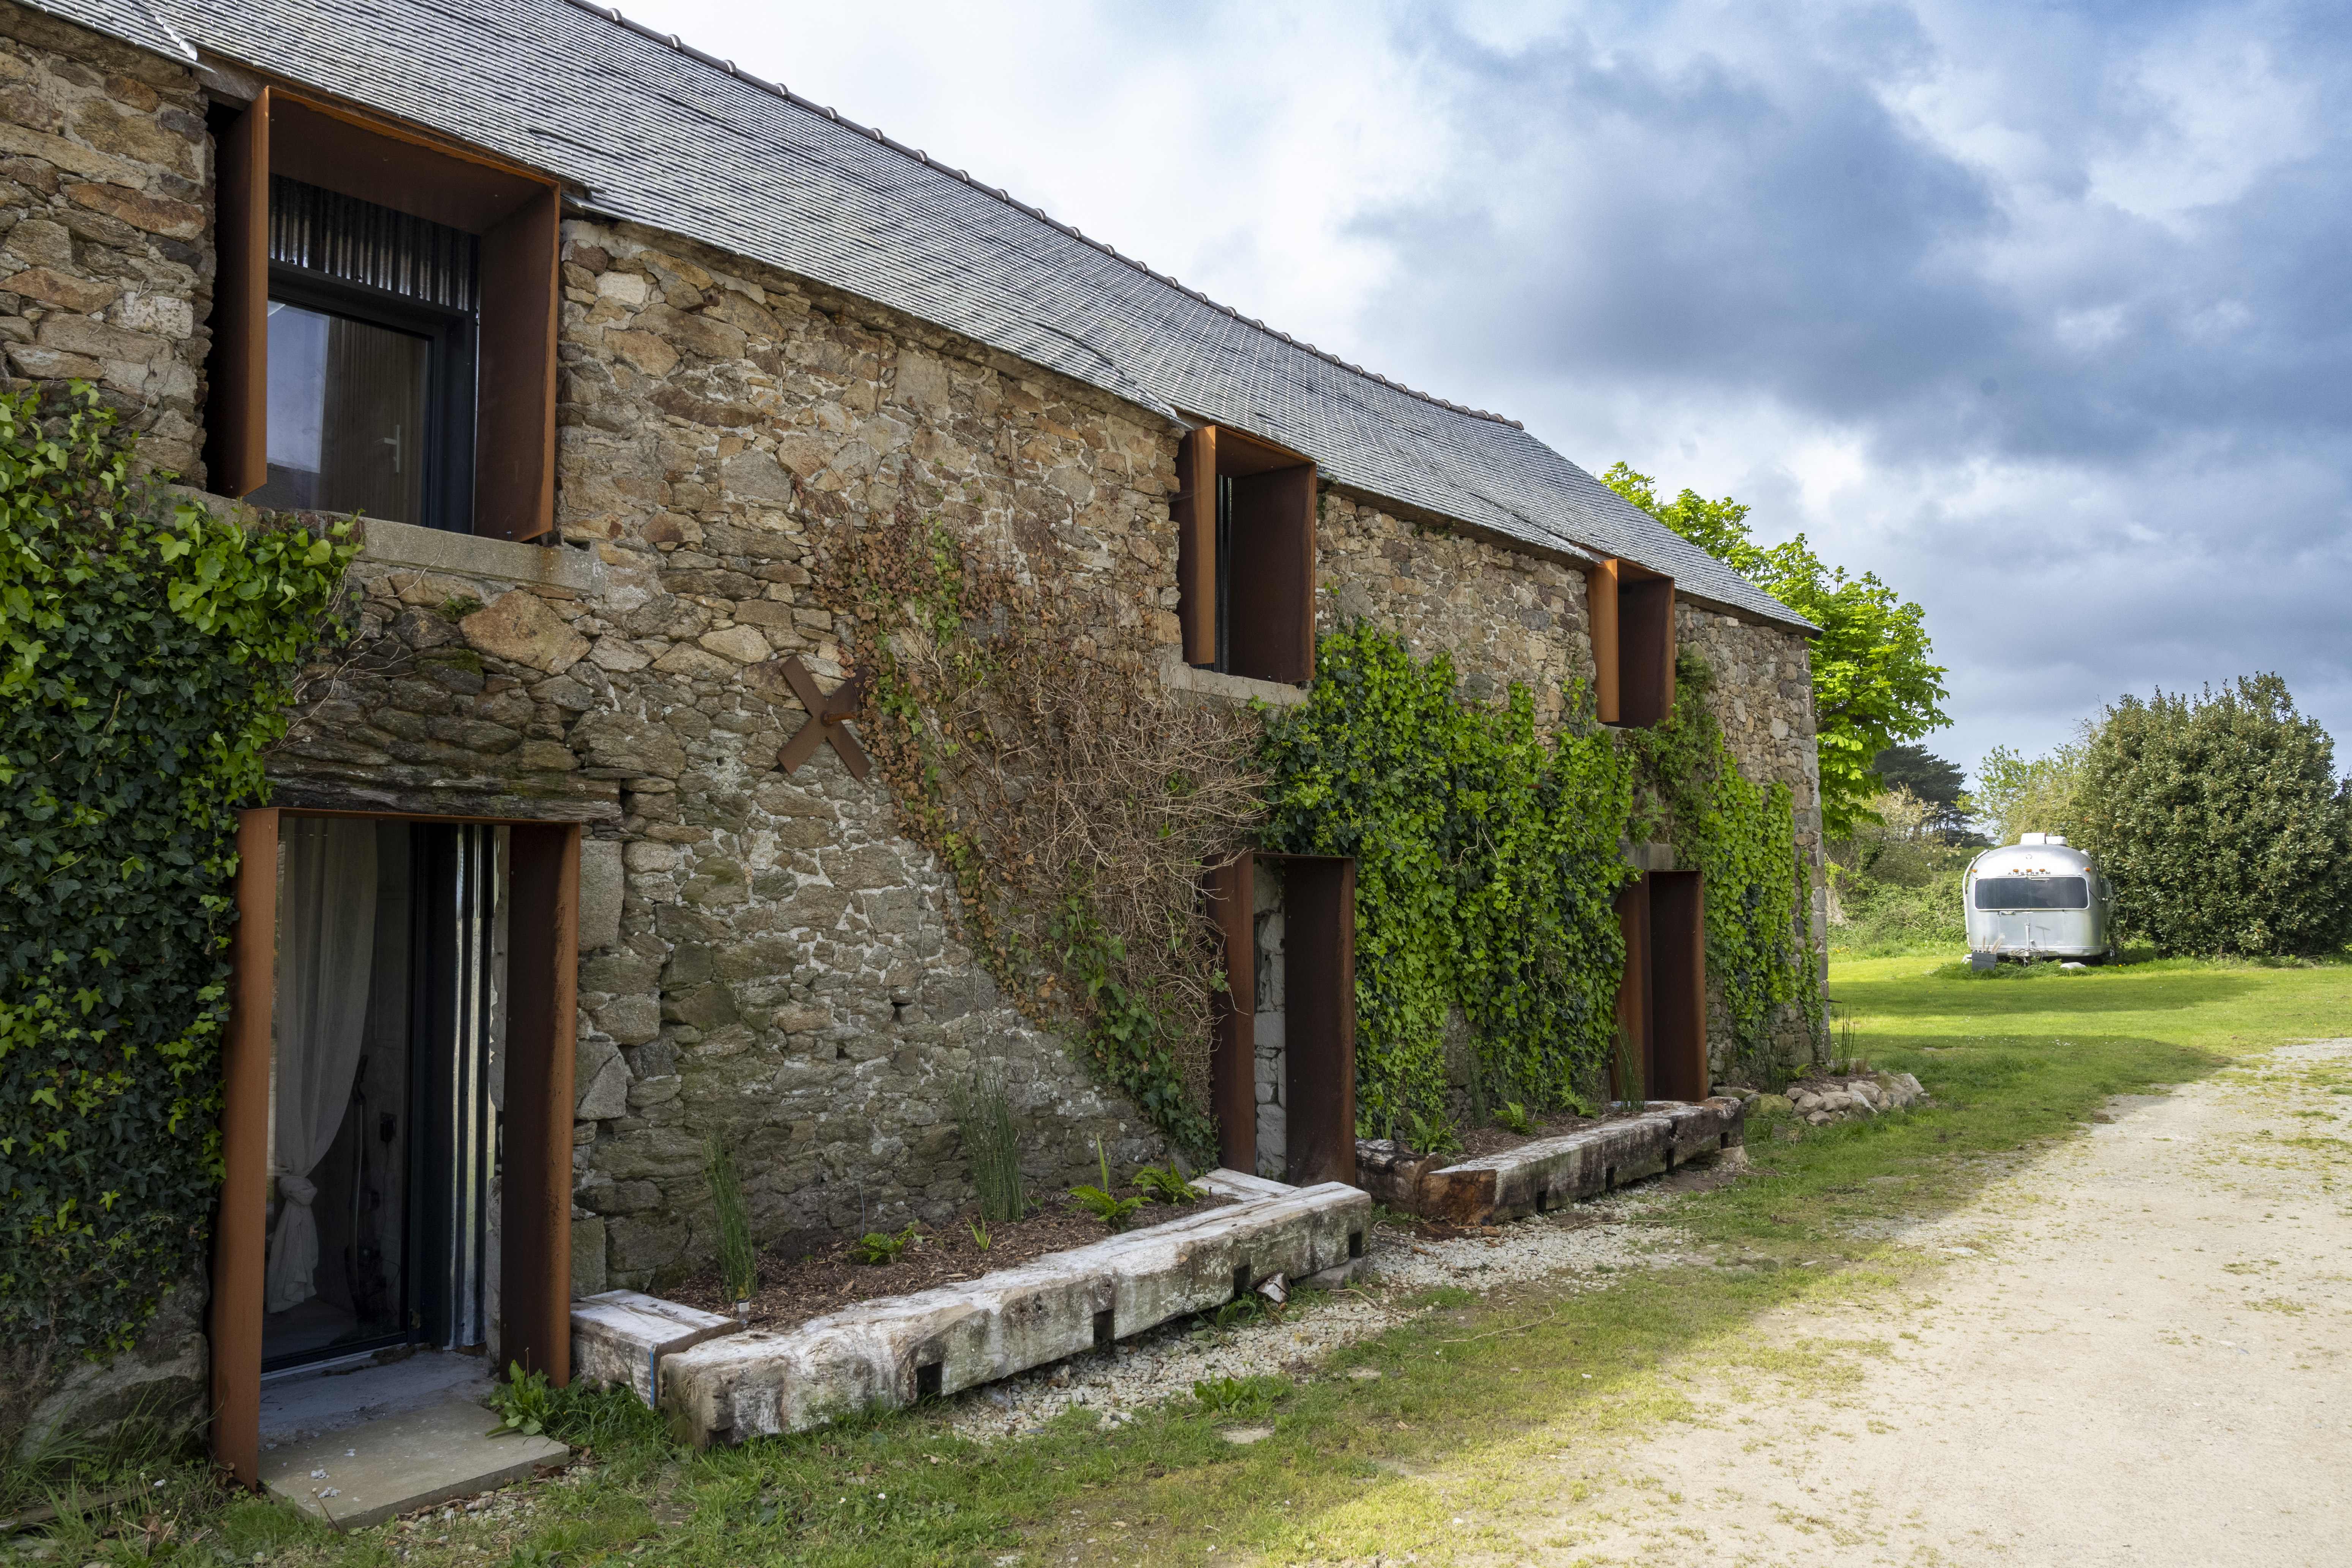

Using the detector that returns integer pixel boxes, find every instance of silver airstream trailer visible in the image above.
[1963,833,2116,961]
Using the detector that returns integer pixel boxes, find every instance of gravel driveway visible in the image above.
[1477,1038,2352,1566]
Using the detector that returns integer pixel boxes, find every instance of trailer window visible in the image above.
[1974,876,2088,910]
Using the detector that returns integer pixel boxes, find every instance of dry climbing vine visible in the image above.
[815,515,1261,1161]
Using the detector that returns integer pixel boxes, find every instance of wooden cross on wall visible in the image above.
[761,655,872,780]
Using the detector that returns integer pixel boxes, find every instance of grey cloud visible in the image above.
[1329,0,2352,773]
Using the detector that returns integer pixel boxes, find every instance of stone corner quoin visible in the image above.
[0,1,1824,1304]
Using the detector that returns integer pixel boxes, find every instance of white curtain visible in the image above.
[265,820,379,1314]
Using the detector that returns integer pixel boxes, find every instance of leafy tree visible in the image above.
[1973,730,2091,847]
[2074,675,2352,956]
[1602,464,1948,838]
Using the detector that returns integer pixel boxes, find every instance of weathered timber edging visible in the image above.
[572,1290,743,1404]
[604,1171,1366,1447]
[1356,1098,1747,1226]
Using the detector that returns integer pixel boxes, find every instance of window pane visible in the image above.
[1973,876,2088,910]
[252,304,428,525]
[261,303,326,501]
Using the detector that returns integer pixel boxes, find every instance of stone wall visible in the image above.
[1317,490,1593,727]
[0,0,205,470]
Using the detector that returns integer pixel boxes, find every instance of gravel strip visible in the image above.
[944,1185,1699,1441]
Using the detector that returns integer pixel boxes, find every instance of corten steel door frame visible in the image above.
[1645,871,1709,1101]
[1612,875,1650,1099]
[1207,850,1357,1187]
[211,808,578,1488]
[1612,871,1709,1103]
[1208,853,1256,1173]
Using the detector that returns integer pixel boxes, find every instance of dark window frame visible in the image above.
[1589,557,1677,728]
[264,262,479,534]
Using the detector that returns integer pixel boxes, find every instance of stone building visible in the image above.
[0,0,1823,1474]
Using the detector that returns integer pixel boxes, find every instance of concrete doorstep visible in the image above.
[259,1397,568,1531]
[570,1169,1369,1447]
[1358,1097,1749,1226]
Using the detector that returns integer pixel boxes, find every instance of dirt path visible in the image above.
[1481,1038,2352,1566]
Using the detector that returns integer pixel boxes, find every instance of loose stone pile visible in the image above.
[1740,1070,1927,1128]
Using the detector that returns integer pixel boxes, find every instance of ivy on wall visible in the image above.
[1619,651,1822,1082]
[0,389,351,1376]
[821,518,1821,1149]
[1261,624,1821,1130]
[1259,623,1634,1130]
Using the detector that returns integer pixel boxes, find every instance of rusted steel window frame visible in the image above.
[204,87,560,541]
[1174,424,1318,685]
[212,808,578,1488]
[1586,558,1676,728]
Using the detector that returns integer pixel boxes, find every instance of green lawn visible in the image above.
[28,955,2351,1567]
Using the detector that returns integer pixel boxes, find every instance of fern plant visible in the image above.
[1399,1107,1462,1156]
[1495,1101,1536,1136]
[848,1223,920,1265]
[1067,1137,1148,1231]
[1132,1163,1206,1204]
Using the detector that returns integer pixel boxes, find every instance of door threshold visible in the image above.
[260,1396,567,1530]
[261,1348,494,1448]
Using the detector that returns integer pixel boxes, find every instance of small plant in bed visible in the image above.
[486,1362,555,1438]
[1495,1100,1536,1136]
[1069,1138,1148,1231]
[703,1134,757,1302]
[1400,1107,1464,1156]
[1132,1162,1206,1204]
[848,1223,921,1265]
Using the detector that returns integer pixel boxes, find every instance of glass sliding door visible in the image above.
[412,823,496,1352]
[264,820,500,1370]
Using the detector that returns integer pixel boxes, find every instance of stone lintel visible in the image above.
[656,1173,1371,1446]
[359,517,603,595]
[1158,654,1311,708]
[263,778,625,825]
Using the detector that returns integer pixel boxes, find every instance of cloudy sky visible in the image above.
[614,0,2349,786]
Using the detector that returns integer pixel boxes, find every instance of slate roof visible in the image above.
[32,0,1808,630]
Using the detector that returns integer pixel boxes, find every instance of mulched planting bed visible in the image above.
[667,1187,1238,1334]
[1454,1109,1609,1160]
